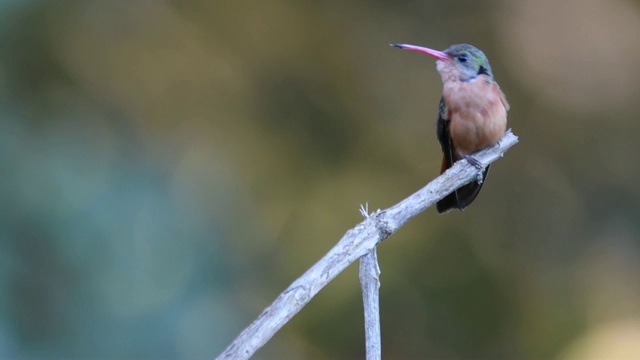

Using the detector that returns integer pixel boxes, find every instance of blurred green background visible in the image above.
[2,0,640,359]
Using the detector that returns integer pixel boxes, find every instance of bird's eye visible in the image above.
[457,54,468,63]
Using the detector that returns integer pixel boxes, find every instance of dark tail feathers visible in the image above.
[436,164,490,214]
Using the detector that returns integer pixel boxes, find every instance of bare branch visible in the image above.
[216,130,518,360]
[359,248,381,360]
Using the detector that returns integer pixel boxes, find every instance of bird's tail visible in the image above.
[436,158,490,214]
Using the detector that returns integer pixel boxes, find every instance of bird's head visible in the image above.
[391,43,492,82]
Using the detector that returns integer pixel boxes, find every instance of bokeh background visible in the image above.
[2,0,640,359]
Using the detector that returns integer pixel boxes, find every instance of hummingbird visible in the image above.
[391,43,509,213]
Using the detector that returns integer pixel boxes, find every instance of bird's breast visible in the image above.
[443,77,508,156]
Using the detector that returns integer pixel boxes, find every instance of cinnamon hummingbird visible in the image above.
[391,43,509,213]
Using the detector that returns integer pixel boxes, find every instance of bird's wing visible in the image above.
[436,97,460,213]
[436,97,456,172]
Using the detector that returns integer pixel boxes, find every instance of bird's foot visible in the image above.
[463,155,483,169]
[464,155,485,184]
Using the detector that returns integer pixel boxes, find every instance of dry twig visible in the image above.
[216,130,519,359]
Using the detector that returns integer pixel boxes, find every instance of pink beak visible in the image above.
[390,44,449,61]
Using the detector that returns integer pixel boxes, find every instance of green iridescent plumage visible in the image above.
[442,44,493,81]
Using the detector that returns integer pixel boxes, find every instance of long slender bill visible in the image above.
[390,44,449,61]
